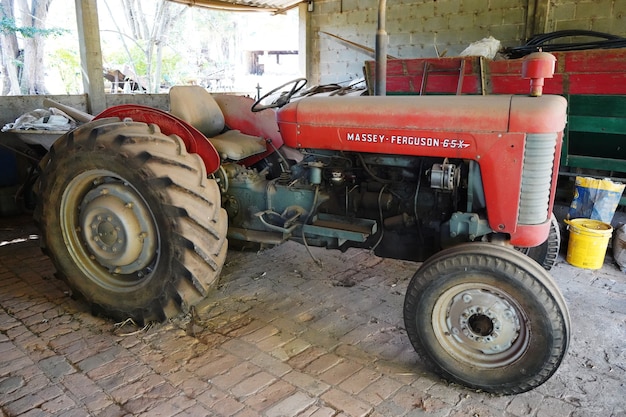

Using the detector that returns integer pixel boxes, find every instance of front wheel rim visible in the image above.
[432,282,530,369]
[60,169,160,290]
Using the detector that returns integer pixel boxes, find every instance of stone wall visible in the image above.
[0,94,170,130]
[307,0,626,84]
[551,0,625,32]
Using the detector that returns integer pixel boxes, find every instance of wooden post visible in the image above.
[299,3,309,81]
[75,0,106,115]
[525,0,551,40]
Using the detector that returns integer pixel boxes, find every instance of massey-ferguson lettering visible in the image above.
[345,132,471,149]
[35,53,569,395]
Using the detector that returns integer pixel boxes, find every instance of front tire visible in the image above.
[517,212,561,270]
[403,243,570,395]
[35,119,228,323]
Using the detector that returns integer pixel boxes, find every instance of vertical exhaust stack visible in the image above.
[522,51,556,97]
[375,0,388,96]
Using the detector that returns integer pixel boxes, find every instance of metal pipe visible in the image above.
[375,0,388,96]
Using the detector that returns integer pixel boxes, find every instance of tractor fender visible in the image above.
[95,104,221,174]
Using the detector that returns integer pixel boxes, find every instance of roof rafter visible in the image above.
[167,0,304,14]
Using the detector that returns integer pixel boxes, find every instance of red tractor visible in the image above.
[34,54,569,395]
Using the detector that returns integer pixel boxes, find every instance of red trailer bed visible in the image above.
[364,48,626,201]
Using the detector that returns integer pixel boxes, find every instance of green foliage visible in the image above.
[0,6,67,38]
[48,48,81,94]
[0,1,299,95]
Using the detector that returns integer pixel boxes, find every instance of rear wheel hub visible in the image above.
[79,183,156,274]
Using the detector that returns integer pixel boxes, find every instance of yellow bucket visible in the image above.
[565,218,613,269]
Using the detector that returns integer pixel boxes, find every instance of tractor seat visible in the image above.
[169,85,266,161]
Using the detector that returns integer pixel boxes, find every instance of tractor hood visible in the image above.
[276,95,567,152]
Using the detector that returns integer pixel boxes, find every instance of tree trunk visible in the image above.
[18,0,53,94]
[151,1,170,93]
[113,0,186,93]
[0,0,22,94]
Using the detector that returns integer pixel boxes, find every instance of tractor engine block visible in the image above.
[220,151,482,261]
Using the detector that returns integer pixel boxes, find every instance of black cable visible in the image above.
[504,30,626,58]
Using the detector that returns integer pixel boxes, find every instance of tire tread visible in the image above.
[34,119,227,323]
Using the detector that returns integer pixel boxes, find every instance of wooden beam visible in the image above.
[534,0,550,34]
[320,31,398,59]
[168,0,276,12]
[75,0,106,115]
[525,0,551,40]
[299,3,308,80]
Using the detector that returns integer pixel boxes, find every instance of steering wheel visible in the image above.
[251,78,307,112]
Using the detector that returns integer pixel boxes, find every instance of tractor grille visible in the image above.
[518,133,558,225]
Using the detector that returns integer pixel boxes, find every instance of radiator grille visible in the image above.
[518,133,557,225]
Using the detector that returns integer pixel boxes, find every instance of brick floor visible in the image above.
[1,213,625,416]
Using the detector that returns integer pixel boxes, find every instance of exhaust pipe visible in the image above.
[375,0,388,96]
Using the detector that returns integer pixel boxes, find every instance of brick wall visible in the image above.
[308,0,626,84]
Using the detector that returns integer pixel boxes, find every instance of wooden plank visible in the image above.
[365,57,482,95]
[366,57,479,76]
[488,59,524,75]
[568,73,626,95]
[525,0,551,40]
[385,60,408,76]
[566,155,626,173]
[569,116,626,135]
[566,129,626,171]
[385,77,414,93]
[489,76,528,95]
[524,0,538,40]
[569,95,626,117]
[533,0,550,34]
[563,49,626,73]
[421,75,480,94]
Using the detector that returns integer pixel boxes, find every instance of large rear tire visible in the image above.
[34,119,228,323]
[403,242,570,395]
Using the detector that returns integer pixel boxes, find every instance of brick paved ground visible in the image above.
[1,213,625,417]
